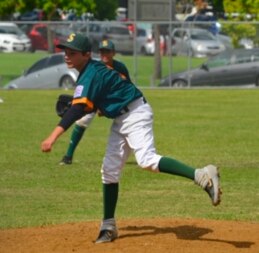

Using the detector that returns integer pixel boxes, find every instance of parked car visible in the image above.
[159,48,259,87]
[169,28,226,57]
[136,27,166,55]
[18,9,45,21]
[78,23,133,54]
[23,23,67,52]
[135,27,154,55]
[0,22,31,53]
[4,53,78,89]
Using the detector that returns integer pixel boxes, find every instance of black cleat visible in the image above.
[59,155,72,165]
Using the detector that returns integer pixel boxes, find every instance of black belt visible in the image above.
[121,97,147,114]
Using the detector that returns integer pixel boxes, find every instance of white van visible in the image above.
[0,22,31,53]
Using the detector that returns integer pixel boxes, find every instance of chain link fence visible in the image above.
[0,20,258,88]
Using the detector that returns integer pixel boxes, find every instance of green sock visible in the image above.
[66,124,85,157]
[103,183,119,220]
[158,157,195,180]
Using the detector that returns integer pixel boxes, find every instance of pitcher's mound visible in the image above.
[1,218,258,253]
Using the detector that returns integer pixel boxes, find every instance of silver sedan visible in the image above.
[4,53,78,89]
[169,28,226,58]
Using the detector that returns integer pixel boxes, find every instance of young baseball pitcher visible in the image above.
[41,33,222,244]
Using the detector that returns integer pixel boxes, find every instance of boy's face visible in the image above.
[99,49,115,66]
[64,48,91,71]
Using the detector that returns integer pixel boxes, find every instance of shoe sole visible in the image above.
[59,162,72,165]
[205,166,222,206]
[95,237,117,244]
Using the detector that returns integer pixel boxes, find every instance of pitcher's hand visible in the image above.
[41,136,56,152]
[41,126,65,152]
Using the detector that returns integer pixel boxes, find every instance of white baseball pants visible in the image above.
[101,98,162,184]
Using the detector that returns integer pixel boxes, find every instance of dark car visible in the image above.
[159,48,259,87]
[19,9,45,21]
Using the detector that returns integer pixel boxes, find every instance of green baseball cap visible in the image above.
[57,33,92,52]
[99,40,115,51]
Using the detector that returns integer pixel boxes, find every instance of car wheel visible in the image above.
[172,79,188,88]
[29,47,35,53]
[140,46,147,55]
[59,75,75,89]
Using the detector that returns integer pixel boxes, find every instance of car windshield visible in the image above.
[26,58,49,75]
[205,50,233,68]
[105,26,129,35]
[137,29,146,37]
[0,25,24,36]
[26,55,65,75]
[190,30,214,40]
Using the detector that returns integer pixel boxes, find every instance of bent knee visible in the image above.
[76,120,88,128]
[137,154,162,172]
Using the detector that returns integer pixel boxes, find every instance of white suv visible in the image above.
[0,22,31,53]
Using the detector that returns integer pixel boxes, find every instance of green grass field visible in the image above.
[0,52,205,87]
[0,89,259,229]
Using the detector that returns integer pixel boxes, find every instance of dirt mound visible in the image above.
[1,218,258,253]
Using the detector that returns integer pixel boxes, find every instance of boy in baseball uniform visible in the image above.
[41,33,221,244]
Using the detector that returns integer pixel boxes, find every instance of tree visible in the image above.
[211,0,224,17]
[94,0,118,20]
[0,0,117,21]
[0,0,19,20]
[223,0,259,20]
[221,0,259,48]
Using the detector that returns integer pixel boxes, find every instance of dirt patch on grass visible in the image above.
[1,218,258,253]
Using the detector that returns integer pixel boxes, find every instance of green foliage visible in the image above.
[220,0,258,48]
[221,22,256,48]
[223,0,259,47]
[223,0,259,20]
[223,0,243,16]
[95,0,118,20]
[211,0,224,14]
[0,0,114,21]
[0,89,259,228]
[34,0,97,21]
[57,0,96,18]
[0,0,17,19]
[1,0,259,21]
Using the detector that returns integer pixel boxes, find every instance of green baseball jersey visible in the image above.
[72,59,143,118]
[111,59,132,83]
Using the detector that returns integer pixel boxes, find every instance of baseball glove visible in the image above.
[56,94,73,117]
